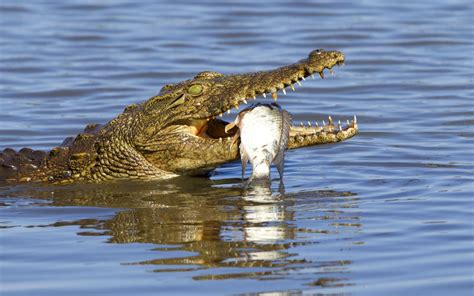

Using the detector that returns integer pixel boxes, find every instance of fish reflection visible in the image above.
[1,178,360,284]
[242,186,287,243]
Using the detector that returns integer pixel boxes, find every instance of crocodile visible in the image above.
[0,49,358,184]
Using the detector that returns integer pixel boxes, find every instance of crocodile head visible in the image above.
[128,49,357,176]
[0,49,358,183]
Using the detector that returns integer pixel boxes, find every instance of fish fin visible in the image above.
[225,119,241,150]
[274,150,285,181]
[274,110,292,182]
[280,110,292,151]
[230,131,240,150]
[240,143,249,180]
[224,121,237,134]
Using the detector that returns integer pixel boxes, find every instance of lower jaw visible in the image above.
[185,111,357,143]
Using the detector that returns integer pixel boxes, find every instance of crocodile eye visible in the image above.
[188,84,203,96]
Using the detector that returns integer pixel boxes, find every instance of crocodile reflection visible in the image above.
[8,178,360,281]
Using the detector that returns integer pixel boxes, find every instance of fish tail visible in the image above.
[247,163,271,187]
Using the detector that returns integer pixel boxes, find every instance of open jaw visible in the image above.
[182,49,358,147]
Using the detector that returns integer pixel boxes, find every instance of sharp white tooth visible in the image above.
[290,84,295,91]
[219,137,222,142]
[296,80,302,86]
[347,119,350,126]
[308,121,312,127]
[242,99,248,104]
[315,122,319,127]
[227,109,231,114]
[339,124,342,132]
[354,115,357,123]
[262,93,266,98]
[219,113,223,117]
[282,88,286,95]
[301,76,306,81]
[300,122,304,127]
[234,105,239,110]
[323,120,326,126]
[328,116,333,125]
[252,95,256,100]
[311,74,315,79]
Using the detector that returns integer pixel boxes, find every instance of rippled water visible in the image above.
[1,1,473,295]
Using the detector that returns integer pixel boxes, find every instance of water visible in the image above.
[0,0,473,295]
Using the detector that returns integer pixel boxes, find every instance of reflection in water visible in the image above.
[1,178,360,286]
[242,185,288,247]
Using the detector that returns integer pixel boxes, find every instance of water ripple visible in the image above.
[0,0,472,295]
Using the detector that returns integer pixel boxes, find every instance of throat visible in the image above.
[189,119,209,137]
[181,118,237,139]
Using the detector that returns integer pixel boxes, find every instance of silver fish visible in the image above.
[225,103,291,185]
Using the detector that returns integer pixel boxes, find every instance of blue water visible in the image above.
[1,1,473,295]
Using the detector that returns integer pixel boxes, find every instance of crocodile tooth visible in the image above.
[296,80,302,86]
[311,74,315,79]
[354,115,357,123]
[319,71,325,79]
[328,116,333,125]
[262,93,266,98]
[282,88,286,95]
[219,113,223,117]
[234,104,239,110]
[322,120,326,126]
[338,120,342,130]
[242,99,248,104]
[300,122,304,127]
[252,96,256,100]
[308,121,311,127]
[315,122,319,127]
[272,92,277,101]
[290,84,295,91]
[227,109,231,114]
[219,137,222,142]
[347,119,350,126]
[301,76,305,81]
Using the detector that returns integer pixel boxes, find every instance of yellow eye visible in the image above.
[188,84,203,95]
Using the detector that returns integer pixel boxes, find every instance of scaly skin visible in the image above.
[0,49,358,184]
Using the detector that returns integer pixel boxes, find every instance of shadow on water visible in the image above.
[0,178,359,287]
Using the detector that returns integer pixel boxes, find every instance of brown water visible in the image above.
[0,1,473,295]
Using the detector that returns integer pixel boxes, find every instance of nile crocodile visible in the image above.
[0,49,358,184]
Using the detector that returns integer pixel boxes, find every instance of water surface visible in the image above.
[1,1,473,295]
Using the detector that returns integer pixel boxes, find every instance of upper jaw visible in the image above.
[200,49,345,120]
[177,49,346,140]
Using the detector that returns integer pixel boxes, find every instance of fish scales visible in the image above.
[225,103,291,185]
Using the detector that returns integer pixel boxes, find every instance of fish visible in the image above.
[225,103,291,185]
